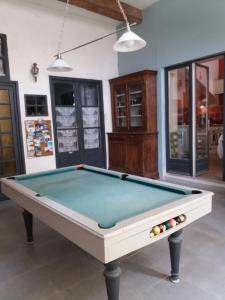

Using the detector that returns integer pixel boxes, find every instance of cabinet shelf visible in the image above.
[130,90,142,95]
[116,93,126,97]
[131,104,142,107]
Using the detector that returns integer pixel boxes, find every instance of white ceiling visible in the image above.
[123,0,159,10]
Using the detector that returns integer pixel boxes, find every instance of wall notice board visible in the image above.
[25,120,53,158]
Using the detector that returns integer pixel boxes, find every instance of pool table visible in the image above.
[1,165,213,300]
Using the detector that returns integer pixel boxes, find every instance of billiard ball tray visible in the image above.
[150,214,186,238]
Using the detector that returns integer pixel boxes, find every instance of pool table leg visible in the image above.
[168,229,183,283]
[104,260,121,300]
[22,209,34,244]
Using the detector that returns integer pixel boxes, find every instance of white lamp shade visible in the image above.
[113,30,146,52]
[47,55,73,72]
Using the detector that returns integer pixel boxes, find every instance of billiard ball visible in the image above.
[150,231,155,238]
[169,219,176,227]
[179,215,185,222]
[160,224,166,233]
[165,221,171,230]
[175,217,181,224]
[153,226,160,235]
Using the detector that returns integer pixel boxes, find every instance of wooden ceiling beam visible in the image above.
[58,0,143,24]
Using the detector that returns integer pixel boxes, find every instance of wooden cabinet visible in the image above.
[108,132,158,178]
[108,70,158,179]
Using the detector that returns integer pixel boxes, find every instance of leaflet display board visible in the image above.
[25,120,53,158]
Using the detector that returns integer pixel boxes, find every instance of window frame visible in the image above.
[24,94,48,117]
[0,34,10,81]
[165,62,193,176]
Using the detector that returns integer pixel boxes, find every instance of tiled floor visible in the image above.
[0,185,224,300]
[200,157,223,180]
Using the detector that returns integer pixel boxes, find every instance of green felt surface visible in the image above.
[16,168,192,228]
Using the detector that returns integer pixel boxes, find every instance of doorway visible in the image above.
[0,82,24,178]
[166,54,225,181]
[166,64,193,175]
[194,56,224,180]
[50,76,106,169]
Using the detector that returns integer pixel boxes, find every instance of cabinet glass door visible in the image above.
[129,84,144,128]
[114,86,128,129]
[195,64,209,174]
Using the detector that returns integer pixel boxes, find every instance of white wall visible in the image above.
[0,0,118,173]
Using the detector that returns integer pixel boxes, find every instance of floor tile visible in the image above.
[0,250,37,284]
[63,271,139,300]
[139,278,221,300]
[25,237,78,267]
[42,291,67,300]
[38,250,102,291]
[182,255,225,298]
[0,267,56,300]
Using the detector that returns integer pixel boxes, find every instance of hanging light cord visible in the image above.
[52,0,138,57]
[57,0,70,56]
[116,0,130,31]
[56,22,136,57]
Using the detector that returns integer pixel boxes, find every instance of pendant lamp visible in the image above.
[47,54,72,72]
[47,0,72,72]
[113,0,146,52]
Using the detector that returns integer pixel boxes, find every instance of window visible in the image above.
[0,34,10,81]
[25,95,48,116]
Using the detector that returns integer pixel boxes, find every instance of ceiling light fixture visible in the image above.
[47,0,72,72]
[47,0,146,72]
[56,22,137,57]
[113,0,147,52]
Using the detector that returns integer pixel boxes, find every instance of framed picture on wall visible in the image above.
[25,120,53,158]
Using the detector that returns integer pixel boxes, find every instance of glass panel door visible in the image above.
[79,81,106,167]
[80,83,100,150]
[0,86,22,177]
[195,64,209,174]
[166,64,192,175]
[54,82,79,154]
[56,107,78,153]
[51,78,106,169]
